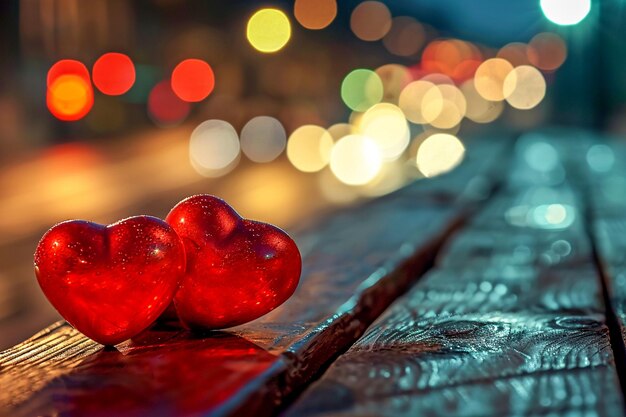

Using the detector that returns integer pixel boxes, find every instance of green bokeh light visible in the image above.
[341,69,383,112]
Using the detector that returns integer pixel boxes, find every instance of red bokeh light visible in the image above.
[47,60,91,87]
[148,80,191,125]
[47,74,94,121]
[92,53,136,95]
[171,59,215,102]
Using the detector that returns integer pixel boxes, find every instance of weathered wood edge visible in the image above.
[211,140,511,417]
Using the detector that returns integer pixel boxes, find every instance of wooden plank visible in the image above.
[285,134,625,417]
[0,139,508,417]
[587,138,626,405]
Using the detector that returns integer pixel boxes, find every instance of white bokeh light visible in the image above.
[330,134,383,185]
[240,116,287,163]
[190,119,240,177]
[540,0,591,25]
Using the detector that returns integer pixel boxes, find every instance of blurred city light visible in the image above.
[47,60,90,87]
[503,65,546,110]
[92,53,136,96]
[527,32,567,71]
[147,80,190,126]
[382,17,425,57]
[341,69,384,112]
[47,75,94,121]
[416,133,465,177]
[240,116,287,163]
[189,119,241,176]
[330,134,382,185]
[350,1,392,41]
[359,103,410,160]
[422,84,466,129]
[294,0,337,30]
[171,59,215,102]
[474,58,515,102]
[247,8,292,53]
[540,0,591,26]
[287,125,334,172]
[399,80,440,124]
[461,80,504,123]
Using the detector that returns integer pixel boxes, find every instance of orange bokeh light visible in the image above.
[148,80,191,125]
[294,0,337,30]
[527,32,567,72]
[421,39,482,83]
[171,59,215,102]
[92,52,136,95]
[47,59,90,87]
[47,74,94,121]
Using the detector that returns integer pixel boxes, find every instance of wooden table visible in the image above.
[3,130,625,417]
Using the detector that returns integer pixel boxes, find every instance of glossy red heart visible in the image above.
[165,195,301,329]
[34,216,186,345]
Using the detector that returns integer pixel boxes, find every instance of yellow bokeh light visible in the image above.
[350,1,392,41]
[294,0,337,30]
[330,134,383,185]
[461,80,504,123]
[327,123,354,141]
[399,80,441,124]
[358,160,407,197]
[359,103,410,161]
[422,84,466,129]
[416,133,465,177]
[503,65,547,110]
[474,58,515,102]
[247,8,291,53]
[375,64,412,104]
[287,125,334,172]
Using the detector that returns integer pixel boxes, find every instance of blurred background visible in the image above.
[0,0,624,348]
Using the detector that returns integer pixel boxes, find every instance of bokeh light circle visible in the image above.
[47,59,90,87]
[190,120,241,175]
[171,59,215,102]
[287,125,334,172]
[240,116,287,163]
[383,16,425,57]
[247,8,291,53]
[399,80,441,124]
[359,103,410,161]
[503,65,547,110]
[422,84,466,129]
[92,53,135,96]
[341,69,384,112]
[416,133,465,177]
[47,74,94,121]
[540,0,591,25]
[148,80,191,125]
[375,64,412,104]
[294,0,337,30]
[330,135,383,185]
[460,80,504,123]
[474,58,515,102]
[528,32,567,71]
[350,1,392,41]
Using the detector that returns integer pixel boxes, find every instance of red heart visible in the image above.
[165,195,301,329]
[34,216,186,345]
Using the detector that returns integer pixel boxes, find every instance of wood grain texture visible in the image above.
[0,139,508,417]
[587,138,626,402]
[285,132,625,417]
